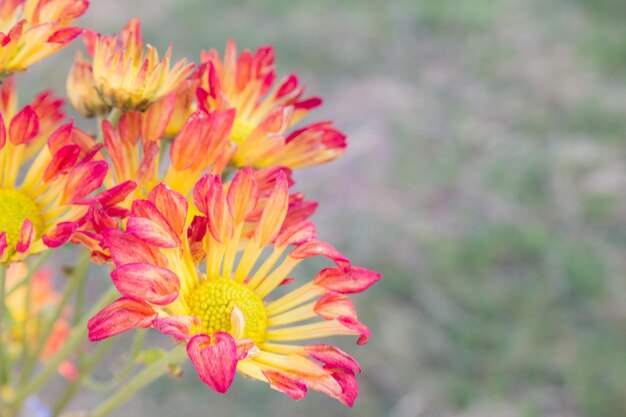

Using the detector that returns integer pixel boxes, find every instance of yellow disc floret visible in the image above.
[0,189,43,255]
[188,278,267,345]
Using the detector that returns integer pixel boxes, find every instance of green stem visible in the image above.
[11,285,119,407]
[51,338,115,417]
[18,251,91,386]
[0,266,8,386]
[89,345,187,417]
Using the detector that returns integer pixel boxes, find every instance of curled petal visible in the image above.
[187,332,238,394]
[16,219,34,253]
[314,292,358,322]
[42,222,78,248]
[148,183,187,237]
[227,167,259,225]
[88,298,156,341]
[274,221,316,247]
[263,370,307,400]
[62,161,108,204]
[153,315,200,341]
[47,27,83,44]
[44,144,81,182]
[337,317,370,345]
[289,240,350,269]
[324,366,358,407]
[0,232,6,258]
[102,228,167,267]
[254,171,289,246]
[9,105,39,145]
[111,263,180,305]
[127,200,181,248]
[313,266,381,294]
[305,345,361,374]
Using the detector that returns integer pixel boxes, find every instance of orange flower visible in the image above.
[88,170,380,404]
[197,40,347,169]
[0,79,133,263]
[90,19,194,111]
[0,0,87,78]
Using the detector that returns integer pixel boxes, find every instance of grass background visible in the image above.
[17,0,626,416]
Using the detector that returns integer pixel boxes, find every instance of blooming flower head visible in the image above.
[3,262,77,379]
[0,0,87,78]
[88,169,380,404]
[0,81,130,263]
[90,19,194,111]
[197,40,347,169]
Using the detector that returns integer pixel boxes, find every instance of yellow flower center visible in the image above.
[188,278,267,345]
[0,189,43,255]
[230,118,256,144]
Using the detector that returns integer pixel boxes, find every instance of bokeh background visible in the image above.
[17,0,626,416]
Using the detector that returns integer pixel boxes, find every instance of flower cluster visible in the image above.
[0,1,379,414]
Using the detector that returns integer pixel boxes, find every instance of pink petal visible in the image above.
[127,200,181,248]
[324,366,358,407]
[111,263,180,305]
[305,345,361,374]
[87,297,156,341]
[42,222,78,248]
[102,228,167,267]
[16,219,34,253]
[62,161,108,204]
[290,240,350,269]
[313,266,381,294]
[148,183,188,237]
[263,370,308,400]
[187,332,238,394]
[153,315,200,341]
[314,292,358,322]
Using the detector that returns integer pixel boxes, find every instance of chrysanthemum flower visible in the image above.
[0,0,87,78]
[3,262,77,379]
[90,19,194,111]
[66,50,111,118]
[197,40,347,169]
[0,84,132,263]
[88,169,380,404]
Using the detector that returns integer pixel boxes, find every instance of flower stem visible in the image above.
[0,266,8,386]
[88,345,187,417]
[18,251,91,386]
[11,285,119,408]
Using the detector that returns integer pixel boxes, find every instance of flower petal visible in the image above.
[153,315,200,341]
[305,344,361,374]
[9,105,39,145]
[16,219,34,253]
[111,263,180,305]
[87,297,156,341]
[313,266,381,294]
[42,222,78,248]
[102,228,167,267]
[263,370,307,400]
[127,200,181,248]
[148,183,187,237]
[187,332,238,393]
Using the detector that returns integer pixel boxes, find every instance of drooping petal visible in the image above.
[153,315,200,341]
[102,228,167,267]
[313,292,358,322]
[42,222,78,248]
[313,266,381,294]
[263,370,307,400]
[324,366,358,407]
[111,263,180,305]
[305,345,361,374]
[87,297,157,341]
[187,332,238,394]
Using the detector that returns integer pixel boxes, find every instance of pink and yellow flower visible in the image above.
[0,0,87,78]
[0,80,132,263]
[88,169,380,404]
[89,19,194,111]
[197,40,347,169]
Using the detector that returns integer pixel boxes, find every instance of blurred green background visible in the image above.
[19,0,626,416]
